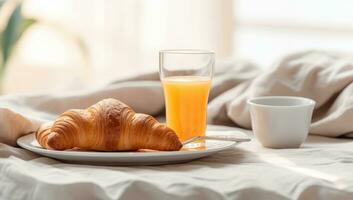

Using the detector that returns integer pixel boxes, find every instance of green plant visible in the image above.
[0,0,88,93]
[0,0,36,78]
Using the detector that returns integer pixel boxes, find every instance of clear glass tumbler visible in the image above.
[159,49,214,143]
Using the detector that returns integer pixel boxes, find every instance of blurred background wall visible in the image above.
[1,0,353,94]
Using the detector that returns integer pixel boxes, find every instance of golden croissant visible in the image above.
[36,98,182,151]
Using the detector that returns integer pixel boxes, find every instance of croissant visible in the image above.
[36,98,182,151]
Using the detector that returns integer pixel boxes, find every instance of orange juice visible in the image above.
[162,76,211,141]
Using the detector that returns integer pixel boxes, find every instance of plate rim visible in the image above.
[17,133,239,158]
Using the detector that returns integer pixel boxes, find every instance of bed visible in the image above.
[1,125,352,200]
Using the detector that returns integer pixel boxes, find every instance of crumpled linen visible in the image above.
[1,50,353,146]
[1,127,353,200]
[208,50,353,137]
[1,50,353,200]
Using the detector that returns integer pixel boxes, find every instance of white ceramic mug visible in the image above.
[248,96,316,148]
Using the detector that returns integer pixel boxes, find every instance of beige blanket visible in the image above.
[1,50,353,146]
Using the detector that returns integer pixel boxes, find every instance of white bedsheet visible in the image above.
[4,51,353,146]
[1,51,353,200]
[1,126,353,200]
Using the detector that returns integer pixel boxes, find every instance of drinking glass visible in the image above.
[159,49,214,143]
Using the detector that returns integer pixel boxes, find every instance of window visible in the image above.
[2,0,353,93]
[233,0,353,67]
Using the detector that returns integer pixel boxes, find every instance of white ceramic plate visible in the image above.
[17,129,249,166]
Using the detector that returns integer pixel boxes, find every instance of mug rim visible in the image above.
[247,96,316,108]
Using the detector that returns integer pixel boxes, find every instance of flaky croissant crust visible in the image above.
[36,98,182,151]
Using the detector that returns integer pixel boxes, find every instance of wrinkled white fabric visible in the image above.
[1,126,353,200]
[2,51,353,146]
[0,51,353,199]
[208,51,353,137]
